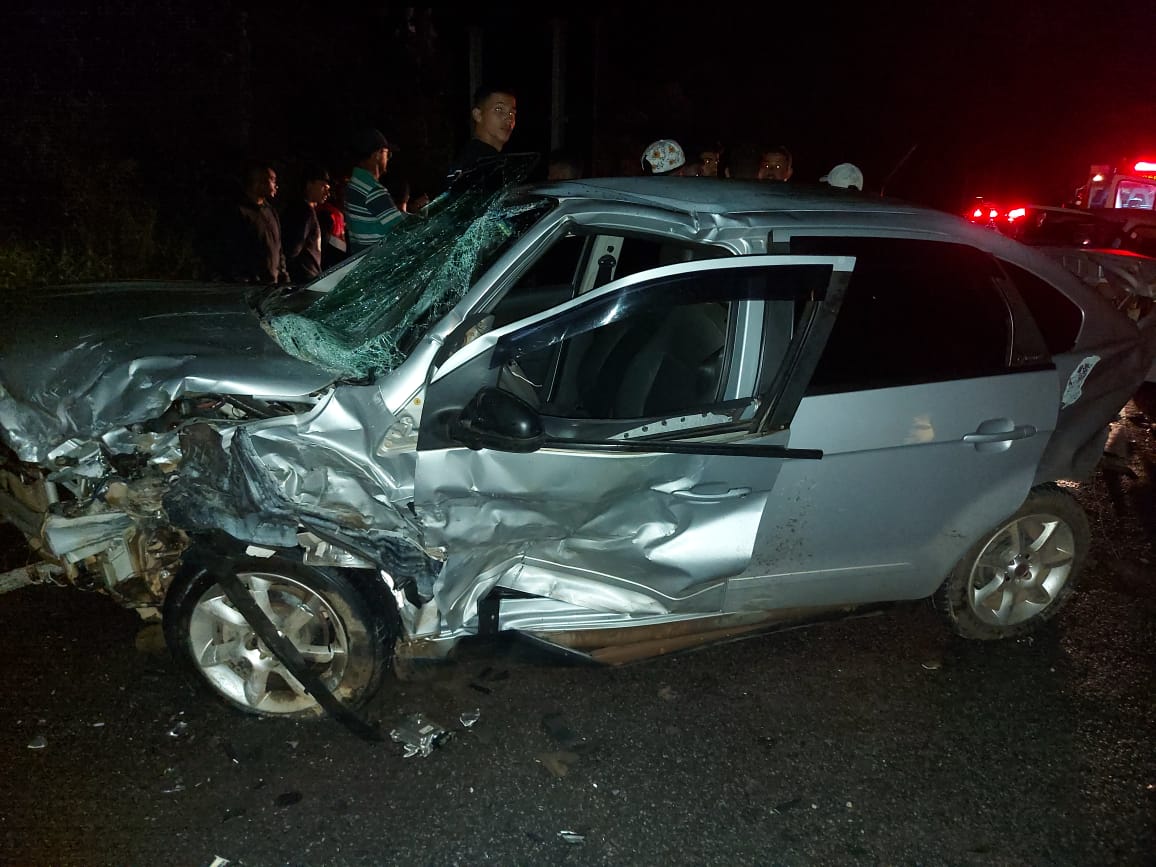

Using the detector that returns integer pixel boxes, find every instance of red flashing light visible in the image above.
[1133,161,1156,173]
[988,208,999,220]
[971,208,983,219]
[1007,207,1027,221]
[1092,173,1105,182]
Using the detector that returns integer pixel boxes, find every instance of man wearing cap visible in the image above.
[345,128,406,253]
[281,164,331,283]
[820,162,865,191]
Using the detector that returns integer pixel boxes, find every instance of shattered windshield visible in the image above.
[259,154,551,380]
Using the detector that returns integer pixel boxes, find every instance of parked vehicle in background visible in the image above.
[965,202,1156,257]
[965,198,1156,378]
[1075,159,1156,212]
[1,164,1152,721]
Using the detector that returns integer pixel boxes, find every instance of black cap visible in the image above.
[351,128,390,160]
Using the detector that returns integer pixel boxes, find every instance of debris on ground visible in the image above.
[389,713,451,758]
[537,751,580,778]
[275,791,303,807]
[558,830,585,844]
[469,666,510,694]
[460,709,481,728]
[220,740,241,764]
[26,734,47,750]
[770,797,804,814]
[541,711,577,743]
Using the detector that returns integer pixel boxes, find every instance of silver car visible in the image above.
[1,162,1150,719]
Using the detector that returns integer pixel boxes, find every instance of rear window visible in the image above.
[997,260,1082,354]
[790,236,1012,393]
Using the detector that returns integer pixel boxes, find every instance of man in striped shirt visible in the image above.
[344,128,406,253]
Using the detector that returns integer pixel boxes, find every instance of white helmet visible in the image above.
[641,139,686,175]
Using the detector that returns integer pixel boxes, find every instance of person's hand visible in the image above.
[407,193,430,213]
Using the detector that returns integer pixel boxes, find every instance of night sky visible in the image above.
[2,1,1155,247]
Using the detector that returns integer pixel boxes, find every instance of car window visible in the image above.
[1123,223,1156,257]
[789,237,1012,393]
[530,298,732,419]
[995,260,1082,354]
[258,155,549,380]
[496,264,824,423]
[1115,180,1156,210]
[491,234,588,329]
[490,232,730,329]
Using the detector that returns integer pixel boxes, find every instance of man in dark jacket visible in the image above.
[221,162,288,284]
[446,86,517,184]
[281,164,331,284]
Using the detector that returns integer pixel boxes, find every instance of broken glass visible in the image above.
[260,154,550,380]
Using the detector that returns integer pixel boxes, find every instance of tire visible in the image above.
[163,554,396,718]
[934,484,1090,640]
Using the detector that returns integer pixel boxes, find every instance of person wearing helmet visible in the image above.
[820,162,865,191]
[641,139,687,176]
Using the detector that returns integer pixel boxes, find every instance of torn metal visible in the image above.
[389,713,451,758]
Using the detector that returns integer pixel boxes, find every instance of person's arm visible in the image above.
[281,205,309,262]
[365,185,407,233]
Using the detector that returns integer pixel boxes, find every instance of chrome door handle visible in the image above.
[671,486,753,500]
[962,424,1036,444]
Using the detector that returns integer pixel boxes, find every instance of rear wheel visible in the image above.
[163,555,395,717]
[935,485,1090,640]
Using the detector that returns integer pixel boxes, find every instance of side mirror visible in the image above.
[450,387,545,453]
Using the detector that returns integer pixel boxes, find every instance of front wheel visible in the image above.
[935,484,1090,640]
[163,555,396,717]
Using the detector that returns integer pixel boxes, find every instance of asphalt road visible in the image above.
[1,408,1154,867]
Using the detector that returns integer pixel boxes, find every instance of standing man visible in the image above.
[345,128,406,254]
[446,86,517,182]
[222,161,288,284]
[281,164,330,284]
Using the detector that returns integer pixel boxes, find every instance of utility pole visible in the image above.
[468,25,483,112]
[550,18,567,151]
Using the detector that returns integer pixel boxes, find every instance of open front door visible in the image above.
[414,256,853,630]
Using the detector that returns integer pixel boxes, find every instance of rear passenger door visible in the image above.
[727,236,1062,611]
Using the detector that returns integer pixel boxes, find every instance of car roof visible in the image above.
[531,176,1026,248]
[534,176,926,219]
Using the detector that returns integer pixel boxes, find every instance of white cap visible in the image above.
[642,139,686,175]
[820,162,864,191]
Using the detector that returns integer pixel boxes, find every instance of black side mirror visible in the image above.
[450,387,545,453]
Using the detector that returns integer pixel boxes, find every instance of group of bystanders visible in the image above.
[216,87,867,286]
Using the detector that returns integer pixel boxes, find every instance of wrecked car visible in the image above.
[1,157,1151,719]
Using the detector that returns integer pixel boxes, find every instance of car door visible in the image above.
[413,255,853,631]
[725,235,1062,612]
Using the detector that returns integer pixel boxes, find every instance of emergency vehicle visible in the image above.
[1075,160,1156,211]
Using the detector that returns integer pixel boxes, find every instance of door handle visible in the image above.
[671,486,753,501]
[962,424,1036,444]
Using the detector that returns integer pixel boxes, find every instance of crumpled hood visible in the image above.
[0,282,338,463]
